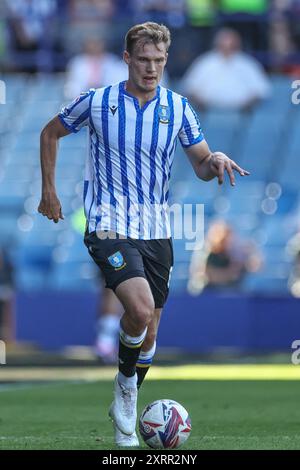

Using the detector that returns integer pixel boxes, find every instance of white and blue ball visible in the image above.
[139,399,191,449]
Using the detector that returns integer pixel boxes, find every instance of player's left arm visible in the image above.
[184,139,250,186]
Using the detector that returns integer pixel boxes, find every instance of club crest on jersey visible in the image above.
[158,105,170,124]
[108,251,126,270]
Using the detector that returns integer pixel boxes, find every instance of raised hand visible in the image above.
[209,151,250,186]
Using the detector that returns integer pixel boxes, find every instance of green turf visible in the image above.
[0,380,300,450]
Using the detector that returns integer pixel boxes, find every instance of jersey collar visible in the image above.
[119,81,160,111]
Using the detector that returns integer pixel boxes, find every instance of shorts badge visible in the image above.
[108,251,126,270]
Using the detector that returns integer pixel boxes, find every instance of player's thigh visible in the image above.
[115,277,155,321]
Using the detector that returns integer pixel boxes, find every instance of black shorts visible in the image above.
[84,230,173,309]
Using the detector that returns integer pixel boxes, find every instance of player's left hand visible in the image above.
[210,152,250,186]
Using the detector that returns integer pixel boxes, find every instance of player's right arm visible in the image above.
[38,89,95,223]
[38,117,71,223]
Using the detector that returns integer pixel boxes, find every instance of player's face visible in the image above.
[124,41,168,93]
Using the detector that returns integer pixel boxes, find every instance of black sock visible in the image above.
[119,340,143,377]
[136,366,150,389]
[118,327,147,378]
[136,342,156,388]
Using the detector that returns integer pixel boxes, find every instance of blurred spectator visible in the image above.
[186,0,216,28]
[69,0,114,22]
[64,38,127,99]
[188,220,262,294]
[114,0,134,17]
[0,1,8,66]
[218,0,269,52]
[163,0,215,78]
[268,1,296,74]
[132,0,186,28]
[286,230,300,297]
[0,247,15,343]
[66,0,114,51]
[181,28,271,110]
[6,0,60,72]
[64,37,170,98]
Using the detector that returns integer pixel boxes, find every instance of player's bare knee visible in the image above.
[130,301,154,329]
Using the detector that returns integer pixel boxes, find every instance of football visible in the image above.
[139,399,192,449]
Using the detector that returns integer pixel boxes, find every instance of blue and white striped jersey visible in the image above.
[59,81,204,239]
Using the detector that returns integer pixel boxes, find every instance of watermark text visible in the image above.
[0,80,6,104]
[93,200,204,251]
[0,340,6,365]
[291,80,300,104]
[291,339,300,365]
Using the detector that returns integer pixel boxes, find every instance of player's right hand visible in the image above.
[38,192,64,223]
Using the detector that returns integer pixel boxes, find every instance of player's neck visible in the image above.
[125,80,157,108]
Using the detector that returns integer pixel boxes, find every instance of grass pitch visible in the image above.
[0,373,300,450]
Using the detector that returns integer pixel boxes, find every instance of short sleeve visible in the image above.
[58,89,95,133]
[179,99,204,148]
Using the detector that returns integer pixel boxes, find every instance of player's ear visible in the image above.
[123,50,130,65]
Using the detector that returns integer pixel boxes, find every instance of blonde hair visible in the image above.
[125,22,171,54]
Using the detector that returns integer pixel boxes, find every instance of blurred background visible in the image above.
[1,0,300,365]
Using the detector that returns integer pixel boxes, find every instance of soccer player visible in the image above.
[38,22,249,447]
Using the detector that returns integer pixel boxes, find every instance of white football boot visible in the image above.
[109,374,138,436]
[114,423,139,447]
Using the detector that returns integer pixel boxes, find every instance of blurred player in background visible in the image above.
[38,22,249,447]
[72,207,121,363]
[0,247,15,343]
[94,282,121,363]
[286,228,300,297]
